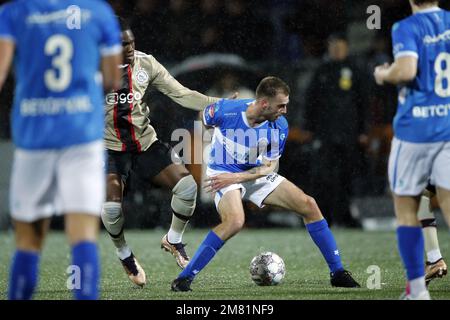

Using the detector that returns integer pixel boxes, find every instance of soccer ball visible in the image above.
[249,252,286,286]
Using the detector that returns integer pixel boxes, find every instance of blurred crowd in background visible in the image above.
[1,0,450,228]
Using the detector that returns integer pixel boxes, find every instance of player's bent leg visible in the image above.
[65,213,101,300]
[172,190,243,292]
[214,189,246,240]
[156,166,196,268]
[101,202,146,287]
[263,180,360,288]
[436,186,450,227]
[263,179,323,223]
[417,193,446,284]
[393,194,429,299]
[102,174,127,249]
[393,194,421,226]
[153,164,196,269]
[8,219,50,300]
[101,174,146,287]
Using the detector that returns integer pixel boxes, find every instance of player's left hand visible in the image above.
[204,173,240,193]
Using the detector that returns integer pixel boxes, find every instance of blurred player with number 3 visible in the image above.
[0,0,122,299]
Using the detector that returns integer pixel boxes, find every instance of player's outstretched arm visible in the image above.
[374,56,417,86]
[0,39,14,92]
[204,160,278,193]
[101,53,122,93]
[149,55,221,111]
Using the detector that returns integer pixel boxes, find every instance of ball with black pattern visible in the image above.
[249,251,286,286]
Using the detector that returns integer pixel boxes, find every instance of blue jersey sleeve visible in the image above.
[0,3,18,42]
[264,121,289,161]
[97,3,122,56]
[392,21,419,59]
[203,99,224,127]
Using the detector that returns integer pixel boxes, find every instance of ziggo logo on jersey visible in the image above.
[106,92,143,104]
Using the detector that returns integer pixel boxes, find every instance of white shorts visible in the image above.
[388,137,450,196]
[10,140,106,222]
[206,168,285,209]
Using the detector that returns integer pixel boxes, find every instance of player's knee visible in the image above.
[224,216,245,234]
[295,194,321,219]
[15,221,47,251]
[16,237,44,252]
[306,196,319,211]
[107,194,122,202]
[171,175,197,218]
[101,202,124,236]
[106,178,122,202]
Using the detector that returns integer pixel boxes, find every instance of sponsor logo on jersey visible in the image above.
[423,29,450,45]
[208,104,217,118]
[412,104,450,118]
[106,92,142,104]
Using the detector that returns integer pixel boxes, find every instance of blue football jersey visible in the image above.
[392,7,450,143]
[0,0,121,149]
[203,99,289,173]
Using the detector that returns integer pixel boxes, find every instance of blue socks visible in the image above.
[71,241,100,300]
[178,230,225,280]
[8,250,40,300]
[306,219,344,273]
[397,226,424,280]
[9,242,99,300]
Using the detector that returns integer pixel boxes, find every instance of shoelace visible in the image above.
[332,270,352,277]
[121,255,139,275]
[342,270,352,276]
[174,243,189,260]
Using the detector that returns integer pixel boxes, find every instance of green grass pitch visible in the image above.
[1,228,449,300]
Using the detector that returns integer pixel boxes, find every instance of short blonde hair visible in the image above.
[256,76,290,99]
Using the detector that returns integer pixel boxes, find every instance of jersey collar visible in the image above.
[241,111,268,128]
[242,100,268,128]
[415,6,441,14]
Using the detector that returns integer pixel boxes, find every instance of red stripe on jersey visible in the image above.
[127,66,142,152]
[113,91,126,151]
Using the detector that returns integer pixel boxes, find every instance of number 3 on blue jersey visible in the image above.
[44,35,73,92]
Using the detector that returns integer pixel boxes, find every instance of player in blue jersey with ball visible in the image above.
[171,76,360,291]
[374,0,450,300]
[0,0,122,299]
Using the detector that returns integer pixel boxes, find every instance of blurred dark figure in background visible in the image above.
[130,0,166,58]
[303,33,368,228]
[195,0,225,55]
[363,33,397,195]
[222,0,273,60]
[158,0,198,61]
[284,0,347,58]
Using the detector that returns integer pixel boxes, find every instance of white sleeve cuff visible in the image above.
[263,155,281,161]
[100,44,122,57]
[0,34,16,43]
[202,109,208,126]
[395,51,418,59]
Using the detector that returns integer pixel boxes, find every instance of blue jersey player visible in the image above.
[171,76,360,291]
[374,0,450,300]
[0,0,122,299]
